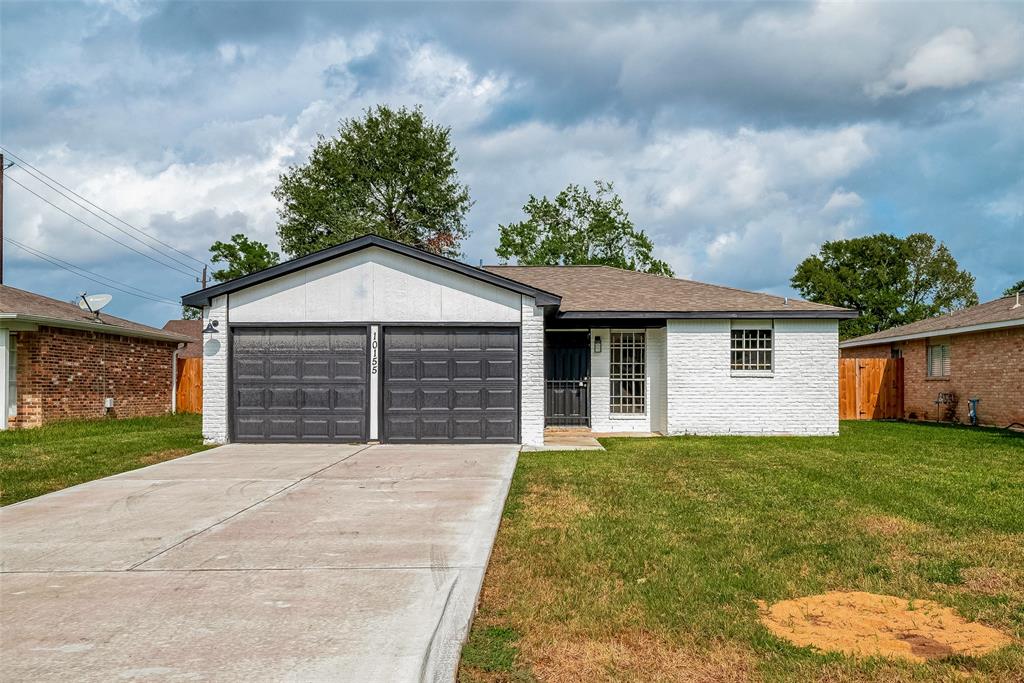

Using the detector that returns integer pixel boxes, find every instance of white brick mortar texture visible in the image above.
[666,318,839,436]
[202,295,229,443]
[520,296,545,446]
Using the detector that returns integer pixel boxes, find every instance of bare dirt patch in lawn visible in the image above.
[759,591,1014,663]
[528,630,753,683]
[521,485,592,530]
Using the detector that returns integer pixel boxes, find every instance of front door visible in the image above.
[545,331,590,427]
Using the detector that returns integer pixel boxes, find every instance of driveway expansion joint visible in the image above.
[125,444,374,571]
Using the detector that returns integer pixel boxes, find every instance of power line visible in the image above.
[3,236,177,302]
[0,145,209,270]
[5,174,199,278]
[5,237,180,306]
[6,162,203,274]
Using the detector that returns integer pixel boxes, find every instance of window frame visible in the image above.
[926,338,951,378]
[5,332,15,419]
[608,330,647,416]
[730,323,774,374]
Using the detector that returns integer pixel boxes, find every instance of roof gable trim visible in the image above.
[181,235,561,308]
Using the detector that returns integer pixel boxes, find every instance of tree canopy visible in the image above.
[1003,279,1024,297]
[274,105,472,259]
[209,233,280,283]
[791,233,978,339]
[495,180,673,276]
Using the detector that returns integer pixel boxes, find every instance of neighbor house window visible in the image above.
[6,334,15,418]
[610,331,645,414]
[927,339,951,377]
[731,325,773,371]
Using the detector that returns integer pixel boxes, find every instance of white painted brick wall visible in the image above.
[666,318,839,436]
[648,327,668,434]
[202,295,229,444]
[589,328,661,433]
[520,296,545,446]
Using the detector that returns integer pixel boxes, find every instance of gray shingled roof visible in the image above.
[162,319,203,356]
[1,285,192,343]
[484,265,854,316]
[841,295,1024,347]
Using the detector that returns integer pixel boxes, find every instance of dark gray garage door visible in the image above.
[232,327,368,442]
[382,327,519,443]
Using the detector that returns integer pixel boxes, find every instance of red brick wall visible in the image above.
[840,343,891,359]
[9,326,177,429]
[841,328,1024,427]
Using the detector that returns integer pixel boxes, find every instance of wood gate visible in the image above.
[839,358,904,420]
[175,357,203,414]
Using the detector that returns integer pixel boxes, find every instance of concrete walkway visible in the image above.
[0,443,519,682]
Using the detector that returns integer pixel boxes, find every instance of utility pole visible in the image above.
[201,264,207,289]
[1,152,5,285]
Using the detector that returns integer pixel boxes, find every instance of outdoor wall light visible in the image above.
[594,335,602,354]
[203,320,219,336]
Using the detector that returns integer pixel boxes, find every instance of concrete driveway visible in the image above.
[0,443,518,682]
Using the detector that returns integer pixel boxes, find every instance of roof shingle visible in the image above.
[841,295,1024,346]
[0,285,192,342]
[483,265,852,315]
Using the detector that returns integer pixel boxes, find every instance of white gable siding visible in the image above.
[665,318,838,435]
[229,247,521,323]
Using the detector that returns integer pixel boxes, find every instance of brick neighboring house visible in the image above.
[0,285,194,430]
[840,294,1024,428]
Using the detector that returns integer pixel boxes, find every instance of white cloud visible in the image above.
[868,26,1023,97]
[823,189,864,213]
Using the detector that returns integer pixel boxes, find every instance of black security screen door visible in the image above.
[231,327,368,442]
[382,327,520,443]
[545,331,590,426]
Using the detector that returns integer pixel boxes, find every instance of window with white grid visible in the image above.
[730,328,773,371]
[609,331,646,414]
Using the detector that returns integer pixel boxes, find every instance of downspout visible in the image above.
[171,344,181,413]
[0,330,9,431]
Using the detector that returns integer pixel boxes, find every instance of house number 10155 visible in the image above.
[370,330,379,375]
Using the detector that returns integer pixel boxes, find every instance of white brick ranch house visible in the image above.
[181,235,855,446]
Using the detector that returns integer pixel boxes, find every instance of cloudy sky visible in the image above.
[2,1,1022,327]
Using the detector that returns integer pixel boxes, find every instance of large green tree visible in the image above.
[791,233,978,339]
[1003,279,1024,297]
[274,105,472,258]
[496,180,673,276]
[209,233,280,282]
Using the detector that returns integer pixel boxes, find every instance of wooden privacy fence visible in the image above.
[175,357,203,414]
[839,358,904,420]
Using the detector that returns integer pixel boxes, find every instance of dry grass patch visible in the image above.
[520,484,592,530]
[859,514,927,537]
[527,630,754,683]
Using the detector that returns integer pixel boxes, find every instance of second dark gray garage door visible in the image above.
[382,327,519,443]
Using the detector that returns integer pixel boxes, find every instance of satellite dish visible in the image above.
[79,293,113,314]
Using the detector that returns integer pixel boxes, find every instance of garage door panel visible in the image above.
[421,388,450,410]
[485,387,516,410]
[386,359,417,381]
[420,359,450,380]
[454,359,483,380]
[231,327,368,442]
[382,327,519,443]
[485,359,515,379]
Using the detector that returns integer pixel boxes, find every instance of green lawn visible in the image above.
[1,413,210,506]
[460,422,1024,682]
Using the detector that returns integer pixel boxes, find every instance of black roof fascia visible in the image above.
[556,309,859,320]
[181,234,561,308]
